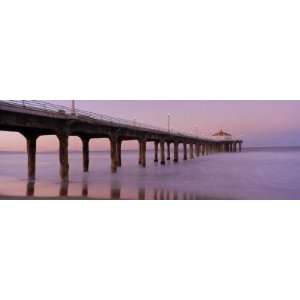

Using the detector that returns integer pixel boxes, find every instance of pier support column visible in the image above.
[160,141,165,165]
[174,142,179,163]
[233,142,237,152]
[189,143,194,159]
[183,143,187,160]
[58,134,69,179]
[154,141,159,162]
[239,142,242,152]
[26,134,38,179]
[206,144,209,155]
[196,144,200,157]
[81,137,90,172]
[138,140,142,165]
[202,144,205,156]
[167,142,171,160]
[117,139,122,167]
[110,137,118,173]
[139,140,146,167]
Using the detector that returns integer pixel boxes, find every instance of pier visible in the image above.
[0,100,243,180]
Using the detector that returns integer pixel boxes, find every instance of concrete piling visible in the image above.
[81,137,90,172]
[183,143,187,160]
[174,142,179,163]
[167,142,171,160]
[239,142,242,152]
[160,141,166,165]
[196,144,200,157]
[140,140,146,167]
[58,134,69,179]
[110,138,118,173]
[189,143,194,159]
[154,141,159,162]
[138,140,142,165]
[117,140,122,167]
[26,135,37,179]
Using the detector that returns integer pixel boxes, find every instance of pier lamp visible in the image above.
[71,100,76,115]
[168,113,170,133]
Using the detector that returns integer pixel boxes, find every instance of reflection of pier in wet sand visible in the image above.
[25,179,220,200]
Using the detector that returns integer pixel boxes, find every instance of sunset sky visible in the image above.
[0,100,299,151]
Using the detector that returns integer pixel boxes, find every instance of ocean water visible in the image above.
[0,147,299,200]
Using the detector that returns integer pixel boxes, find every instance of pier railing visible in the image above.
[0,100,235,141]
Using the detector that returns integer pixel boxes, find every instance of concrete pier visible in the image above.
[81,137,90,172]
[138,140,142,165]
[160,141,166,165]
[205,143,209,155]
[238,142,242,152]
[58,134,69,179]
[0,100,243,179]
[189,143,194,159]
[167,142,171,160]
[110,137,118,173]
[25,134,38,179]
[117,140,122,167]
[140,140,146,167]
[196,144,200,157]
[183,143,187,160]
[154,141,159,162]
[174,142,179,163]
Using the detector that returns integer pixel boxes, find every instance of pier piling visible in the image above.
[58,134,69,179]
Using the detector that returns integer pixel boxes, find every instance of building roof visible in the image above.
[212,129,232,137]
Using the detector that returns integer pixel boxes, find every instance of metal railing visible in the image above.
[0,100,224,141]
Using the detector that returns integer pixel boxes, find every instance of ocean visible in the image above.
[0,147,299,200]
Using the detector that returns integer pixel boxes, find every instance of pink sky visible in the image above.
[0,100,299,151]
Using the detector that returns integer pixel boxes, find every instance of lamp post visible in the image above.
[168,113,170,133]
[71,100,75,115]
